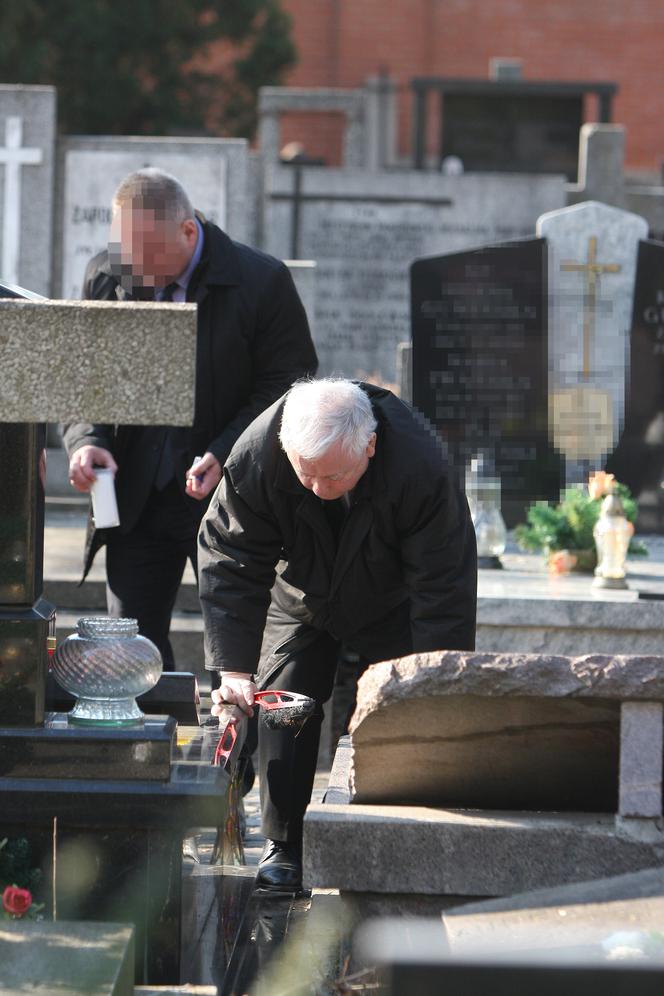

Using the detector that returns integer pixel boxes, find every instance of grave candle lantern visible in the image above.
[52,617,162,726]
[593,490,633,589]
[465,453,507,569]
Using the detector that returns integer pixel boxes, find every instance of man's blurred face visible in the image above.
[287,434,376,501]
[109,205,197,291]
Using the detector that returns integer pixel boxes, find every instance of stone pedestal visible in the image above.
[0,718,239,985]
[0,423,54,725]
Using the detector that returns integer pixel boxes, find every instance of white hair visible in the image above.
[279,379,377,461]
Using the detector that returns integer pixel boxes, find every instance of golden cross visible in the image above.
[561,236,621,380]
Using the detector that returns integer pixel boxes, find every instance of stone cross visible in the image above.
[537,200,648,479]
[0,117,43,285]
[560,235,622,380]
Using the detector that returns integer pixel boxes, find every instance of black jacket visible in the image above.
[63,218,318,576]
[198,385,477,681]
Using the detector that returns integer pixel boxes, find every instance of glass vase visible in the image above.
[52,617,162,726]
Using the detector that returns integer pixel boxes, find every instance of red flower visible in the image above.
[2,885,32,917]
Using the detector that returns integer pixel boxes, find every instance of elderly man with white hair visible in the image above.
[198,378,477,893]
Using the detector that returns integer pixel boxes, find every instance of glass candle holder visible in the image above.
[52,617,162,726]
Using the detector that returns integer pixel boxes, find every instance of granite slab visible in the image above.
[356,917,664,996]
[0,921,133,995]
[0,714,176,781]
[0,299,196,424]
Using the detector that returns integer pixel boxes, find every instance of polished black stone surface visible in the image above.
[411,238,563,526]
[0,716,245,985]
[0,423,55,726]
[608,238,664,533]
[0,714,176,781]
[46,670,201,726]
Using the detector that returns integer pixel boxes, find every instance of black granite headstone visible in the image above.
[411,238,563,526]
[0,279,55,725]
[607,239,664,532]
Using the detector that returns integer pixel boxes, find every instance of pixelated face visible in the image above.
[108,205,197,291]
[286,434,376,500]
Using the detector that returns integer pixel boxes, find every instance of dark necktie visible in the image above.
[153,282,180,490]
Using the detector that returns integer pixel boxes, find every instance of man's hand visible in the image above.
[186,452,221,501]
[69,445,117,493]
[211,672,256,719]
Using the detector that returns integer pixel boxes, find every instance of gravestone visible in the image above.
[304,650,664,900]
[0,289,236,985]
[608,239,664,531]
[58,135,250,298]
[411,238,563,525]
[537,200,648,482]
[0,921,134,996]
[0,85,56,294]
[264,165,565,384]
[357,912,664,996]
[443,866,664,953]
[347,651,650,812]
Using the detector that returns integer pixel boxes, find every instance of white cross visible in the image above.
[0,116,43,286]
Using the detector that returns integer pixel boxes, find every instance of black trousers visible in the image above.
[105,482,199,671]
[256,629,350,844]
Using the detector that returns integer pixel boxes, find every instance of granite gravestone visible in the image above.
[411,238,562,526]
[0,289,232,984]
[0,921,134,996]
[537,200,648,482]
[608,239,664,532]
[58,135,250,298]
[357,914,664,996]
[0,85,56,295]
[264,165,565,385]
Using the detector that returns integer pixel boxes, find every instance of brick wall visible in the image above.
[275,0,664,176]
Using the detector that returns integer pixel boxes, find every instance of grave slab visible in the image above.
[443,865,664,946]
[356,915,664,996]
[0,299,196,425]
[348,651,664,811]
[304,735,664,896]
[304,648,664,898]
[0,921,133,995]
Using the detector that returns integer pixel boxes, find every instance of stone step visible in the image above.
[45,576,201,614]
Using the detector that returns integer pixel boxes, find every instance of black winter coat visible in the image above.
[63,218,318,577]
[198,385,477,682]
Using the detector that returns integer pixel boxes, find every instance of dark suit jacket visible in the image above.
[64,218,318,576]
[198,385,477,680]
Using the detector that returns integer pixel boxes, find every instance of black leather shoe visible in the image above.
[256,838,302,892]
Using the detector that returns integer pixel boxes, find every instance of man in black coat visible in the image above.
[64,168,318,670]
[198,378,477,892]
